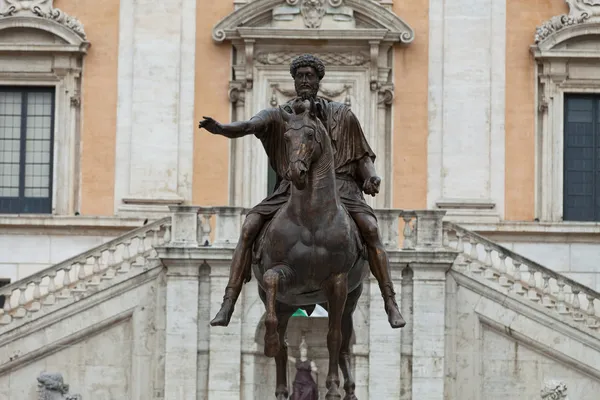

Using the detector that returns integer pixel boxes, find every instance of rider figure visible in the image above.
[199,54,406,329]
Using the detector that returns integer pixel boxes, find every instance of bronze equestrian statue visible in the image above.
[199,54,405,400]
[199,54,405,330]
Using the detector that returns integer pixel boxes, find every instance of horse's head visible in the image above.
[280,98,328,190]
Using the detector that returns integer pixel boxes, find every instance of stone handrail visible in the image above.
[190,206,447,251]
[0,217,172,326]
[444,222,600,332]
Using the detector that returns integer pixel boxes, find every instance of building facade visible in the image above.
[0,0,599,399]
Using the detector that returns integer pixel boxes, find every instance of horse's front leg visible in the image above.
[275,305,295,400]
[339,284,362,400]
[324,273,348,400]
[263,268,287,357]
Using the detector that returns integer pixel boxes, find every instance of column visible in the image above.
[410,262,447,400]
[207,260,243,400]
[158,206,201,400]
[368,263,403,399]
[410,210,456,400]
[163,262,200,400]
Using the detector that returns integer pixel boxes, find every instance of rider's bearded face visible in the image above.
[294,66,320,100]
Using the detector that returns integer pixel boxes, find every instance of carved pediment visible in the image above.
[0,0,89,53]
[534,0,600,50]
[213,0,414,43]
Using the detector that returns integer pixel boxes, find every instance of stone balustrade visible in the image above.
[0,217,172,327]
[444,222,600,332]
[194,206,447,252]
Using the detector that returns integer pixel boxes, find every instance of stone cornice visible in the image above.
[213,0,414,44]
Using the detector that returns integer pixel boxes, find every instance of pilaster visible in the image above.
[410,261,450,400]
[207,260,243,400]
[157,206,202,400]
[161,260,201,400]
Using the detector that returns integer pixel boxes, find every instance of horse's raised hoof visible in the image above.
[210,298,235,327]
[385,300,406,329]
[264,332,280,358]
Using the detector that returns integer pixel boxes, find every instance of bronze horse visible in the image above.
[253,98,368,400]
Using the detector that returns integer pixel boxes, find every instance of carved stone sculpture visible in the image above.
[37,373,81,400]
[0,0,86,38]
[289,336,319,400]
[541,380,568,400]
[534,0,600,43]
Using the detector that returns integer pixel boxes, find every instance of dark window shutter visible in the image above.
[564,95,598,221]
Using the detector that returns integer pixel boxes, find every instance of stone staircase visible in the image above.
[443,222,600,336]
[0,217,171,333]
[0,208,598,399]
[1,210,598,339]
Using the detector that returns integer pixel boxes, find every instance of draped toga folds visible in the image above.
[248,96,376,219]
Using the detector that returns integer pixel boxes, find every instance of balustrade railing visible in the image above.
[0,217,172,326]
[193,206,446,251]
[444,222,600,332]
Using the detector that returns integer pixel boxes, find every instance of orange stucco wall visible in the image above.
[58,0,120,216]
[192,1,232,206]
[392,1,429,209]
[504,0,567,220]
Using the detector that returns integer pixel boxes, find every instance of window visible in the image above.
[0,87,55,214]
[563,94,600,222]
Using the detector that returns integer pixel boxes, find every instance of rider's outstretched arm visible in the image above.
[199,116,268,139]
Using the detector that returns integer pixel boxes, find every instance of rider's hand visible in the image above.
[199,116,223,134]
[363,176,381,197]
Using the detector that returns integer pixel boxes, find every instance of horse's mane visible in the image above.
[287,99,328,146]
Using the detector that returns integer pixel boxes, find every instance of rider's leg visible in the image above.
[352,212,406,328]
[210,212,266,327]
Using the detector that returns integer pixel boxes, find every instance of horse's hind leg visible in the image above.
[262,268,286,357]
[339,284,363,400]
[324,273,348,400]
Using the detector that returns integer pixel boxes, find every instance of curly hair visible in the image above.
[289,54,325,81]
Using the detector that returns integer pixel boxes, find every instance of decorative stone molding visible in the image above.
[541,380,568,399]
[378,84,394,106]
[36,372,81,400]
[531,1,600,221]
[256,51,369,66]
[213,0,414,43]
[534,0,600,44]
[0,0,86,39]
[0,0,89,215]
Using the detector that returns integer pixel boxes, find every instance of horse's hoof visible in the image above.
[264,333,280,358]
[325,388,342,400]
[210,299,234,327]
[343,394,358,400]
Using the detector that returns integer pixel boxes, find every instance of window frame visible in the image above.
[562,93,600,222]
[0,15,89,216]
[0,86,56,214]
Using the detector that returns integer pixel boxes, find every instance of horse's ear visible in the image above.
[279,106,291,122]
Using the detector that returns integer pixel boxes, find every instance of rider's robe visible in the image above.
[249,97,377,219]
